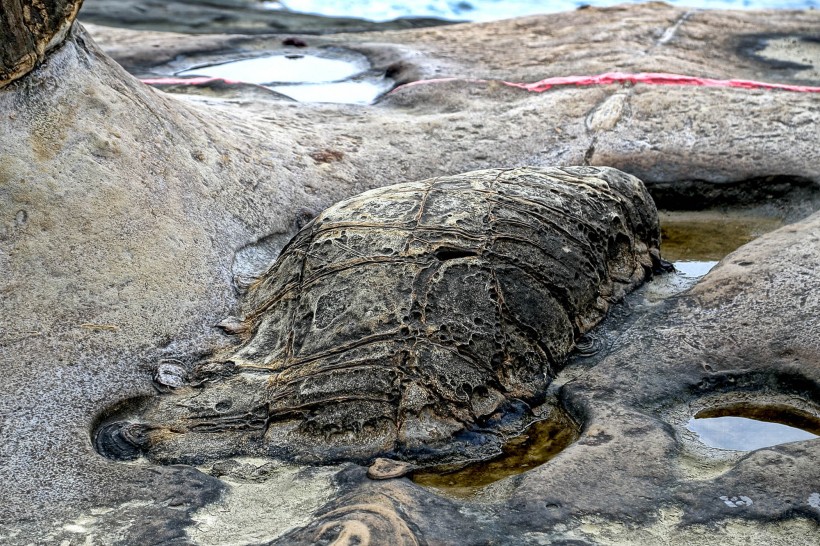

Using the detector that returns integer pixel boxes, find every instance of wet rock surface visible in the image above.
[95,167,659,466]
[271,212,820,545]
[1,2,819,544]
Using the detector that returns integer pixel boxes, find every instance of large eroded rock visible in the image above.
[273,204,820,546]
[95,166,660,466]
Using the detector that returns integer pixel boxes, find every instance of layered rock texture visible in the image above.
[95,167,660,466]
[1,2,819,544]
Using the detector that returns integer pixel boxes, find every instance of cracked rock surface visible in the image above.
[95,166,659,467]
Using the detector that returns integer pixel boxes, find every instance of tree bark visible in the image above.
[0,0,84,87]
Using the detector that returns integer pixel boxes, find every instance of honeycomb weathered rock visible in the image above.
[96,166,661,465]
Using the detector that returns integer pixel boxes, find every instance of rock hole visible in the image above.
[433,247,478,261]
[574,333,603,357]
[90,396,156,461]
[170,52,395,105]
[94,422,150,461]
[660,210,784,263]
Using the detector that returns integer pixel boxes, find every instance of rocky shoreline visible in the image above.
[1,2,819,544]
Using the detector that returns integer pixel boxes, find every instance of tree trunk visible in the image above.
[0,0,84,87]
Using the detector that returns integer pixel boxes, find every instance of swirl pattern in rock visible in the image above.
[95,166,661,465]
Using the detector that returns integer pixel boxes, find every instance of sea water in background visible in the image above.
[166,0,817,103]
[271,0,818,22]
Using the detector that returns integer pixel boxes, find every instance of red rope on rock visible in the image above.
[502,72,820,93]
[391,72,820,94]
[141,72,820,94]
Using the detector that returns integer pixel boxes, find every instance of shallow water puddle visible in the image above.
[659,210,784,263]
[177,54,367,84]
[688,406,820,451]
[175,52,393,104]
[657,209,784,288]
[410,408,579,498]
[270,78,394,104]
[672,260,719,278]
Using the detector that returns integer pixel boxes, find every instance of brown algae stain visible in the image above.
[659,210,783,263]
[410,408,579,498]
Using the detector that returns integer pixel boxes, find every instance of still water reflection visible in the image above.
[268,0,819,23]
[659,210,783,263]
[411,408,579,497]
[688,406,820,451]
[176,53,393,104]
[177,54,368,84]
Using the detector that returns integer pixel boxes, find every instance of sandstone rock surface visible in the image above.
[84,3,820,205]
[1,3,819,544]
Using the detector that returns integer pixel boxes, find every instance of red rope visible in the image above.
[391,72,820,94]
[503,71,820,93]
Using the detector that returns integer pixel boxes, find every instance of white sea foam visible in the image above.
[276,0,818,22]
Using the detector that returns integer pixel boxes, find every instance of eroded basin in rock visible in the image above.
[659,210,784,262]
[177,54,368,84]
[410,404,580,498]
[640,209,787,299]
